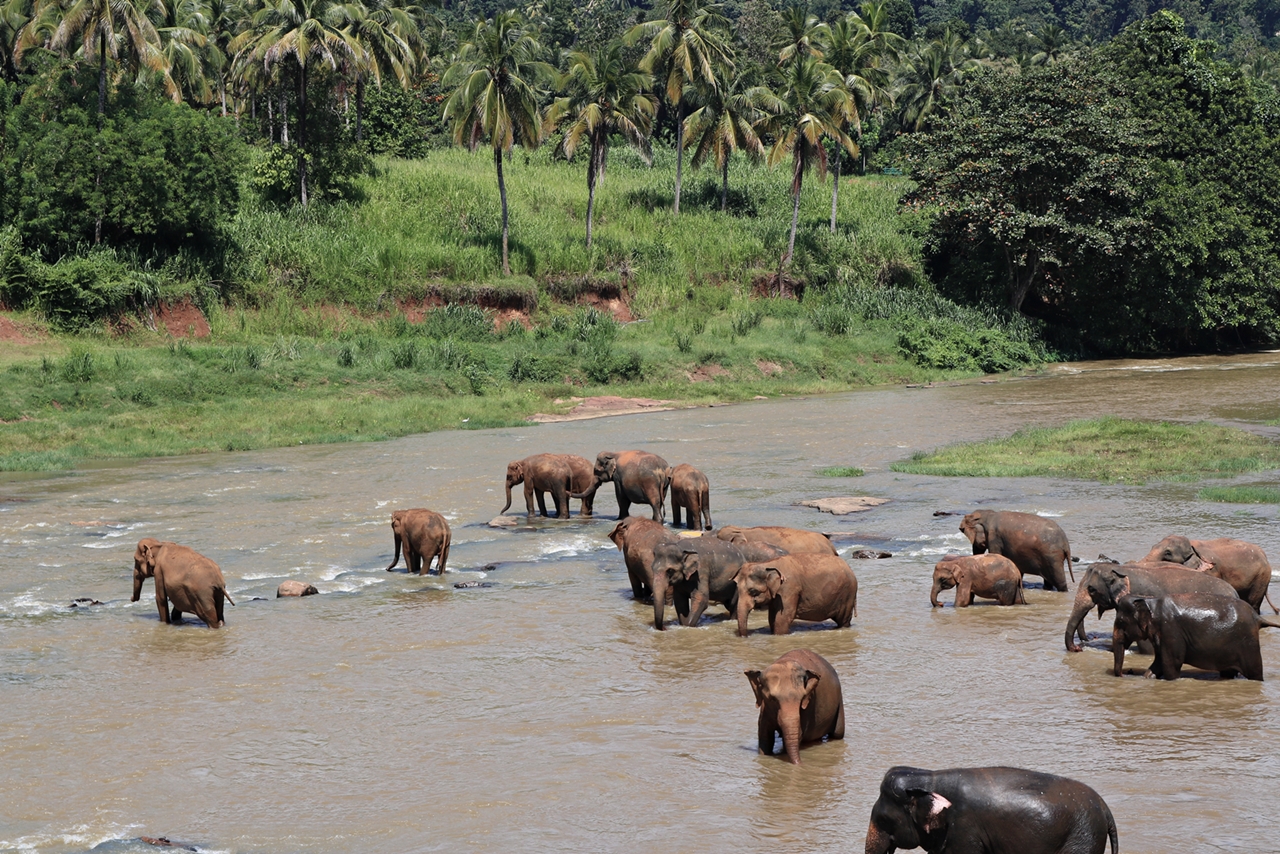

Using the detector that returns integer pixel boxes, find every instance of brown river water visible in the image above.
[2,352,1280,854]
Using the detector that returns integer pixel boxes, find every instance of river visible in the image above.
[1,353,1278,854]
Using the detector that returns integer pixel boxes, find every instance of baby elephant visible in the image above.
[745,649,844,765]
[386,509,451,575]
[734,553,858,636]
[931,554,1025,607]
[132,538,235,628]
[607,516,678,600]
[1118,592,1280,680]
[669,463,712,530]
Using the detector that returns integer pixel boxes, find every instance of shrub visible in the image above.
[896,317,1039,373]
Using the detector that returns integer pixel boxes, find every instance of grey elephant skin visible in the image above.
[865,766,1118,854]
[960,509,1073,591]
[931,554,1025,607]
[132,538,235,628]
[607,516,678,600]
[386,509,451,575]
[745,649,843,764]
[649,538,784,630]
[715,525,837,556]
[1118,592,1280,680]
[571,450,671,522]
[1139,535,1276,613]
[669,463,712,530]
[500,453,594,519]
[733,553,858,636]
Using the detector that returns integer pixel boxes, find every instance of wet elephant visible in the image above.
[1064,561,1236,652]
[733,553,857,636]
[607,516,679,600]
[865,766,1118,854]
[669,463,712,530]
[1139,535,1276,613]
[132,538,235,628]
[650,538,784,630]
[715,525,837,556]
[571,451,671,522]
[1118,592,1280,680]
[386,508,451,575]
[500,453,595,519]
[960,509,1073,591]
[745,649,844,765]
[931,554,1025,607]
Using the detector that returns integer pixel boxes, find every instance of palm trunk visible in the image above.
[266,95,274,143]
[673,100,684,214]
[784,161,803,266]
[281,88,290,146]
[298,63,308,207]
[495,147,510,276]
[94,32,106,244]
[586,133,602,249]
[355,74,364,143]
[721,156,729,212]
[1006,246,1041,314]
[830,152,841,233]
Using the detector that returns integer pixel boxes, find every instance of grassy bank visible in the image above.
[1197,486,1280,504]
[891,417,1280,484]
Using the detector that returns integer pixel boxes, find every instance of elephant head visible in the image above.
[607,518,632,551]
[1064,563,1133,651]
[959,511,990,552]
[734,562,784,636]
[1113,594,1156,643]
[1141,535,1209,570]
[650,547,698,630]
[570,452,617,500]
[744,658,823,764]
[132,538,164,602]
[499,459,527,515]
[717,525,750,545]
[865,767,953,854]
[930,561,962,607]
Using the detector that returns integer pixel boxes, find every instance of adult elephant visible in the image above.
[571,451,671,522]
[650,538,784,630]
[960,509,1073,591]
[931,554,1025,607]
[1064,561,1236,652]
[1139,535,1276,613]
[865,766,1118,854]
[386,509,451,575]
[132,538,235,628]
[715,525,837,556]
[1117,592,1280,680]
[500,453,594,519]
[607,516,679,600]
[669,464,712,531]
[734,554,858,636]
[745,649,844,765]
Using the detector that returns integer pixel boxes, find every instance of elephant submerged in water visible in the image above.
[733,554,858,636]
[1138,535,1276,613]
[1115,592,1280,680]
[715,525,837,556]
[132,538,235,628]
[745,649,844,765]
[571,451,671,522]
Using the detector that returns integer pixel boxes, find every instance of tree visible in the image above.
[548,42,655,248]
[443,10,549,275]
[343,0,419,143]
[774,3,828,65]
[893,28,979,131]
[1030,22,1067,64]
[683,60,764,211]
[628,0,732,214]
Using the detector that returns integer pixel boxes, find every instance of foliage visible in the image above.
[818,465,864,476]
[1197,485,1280,504]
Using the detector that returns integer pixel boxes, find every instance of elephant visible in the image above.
[386,509,451,575]
[865,766,1118,854]
[715,525,838,556]
[607,516,679,600]
[733,554,858,636]
[500,453,595,519]
[1064,561,1236,652]
[960,509,1073,592]
[1117,592,1280,680]
[650,538,785,630]
[132,538,235,628]
[1139,535,1276,613]
[744,649,844,765]
[669,463,712,530]
[931,554,1025,607]
[570,451,671,522]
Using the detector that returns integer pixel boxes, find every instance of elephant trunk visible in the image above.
[736,591,752,637]
[865,821,895,854]
[930,578,943,608]
[569,477,602,501]
[652,571,668,631]
[778,706,803,765]
[131,572,143,602]
[1064,584,1094,651]
[500,481,514,515]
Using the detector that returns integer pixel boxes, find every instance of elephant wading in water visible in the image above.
[931,554,1025,607]
[386,509,451,575]
[865,766,1118,854]
[960,509,1073,591]
[132,538,235,628]
[650,538,784,630]
[715,525,837,556]
[669,463,712,530]
[571,451,671,522]
[500,453,594,519]
[733,554,858,636]
[607,517,679,600]
[1139,535,1277,613]
[1117,592,1280,680]
[745,649,844,765]
[1064,562,1236,652]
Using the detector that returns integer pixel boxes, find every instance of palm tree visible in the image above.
[443,10,549,275]
[894,29,979,132]
[754,56,856,265]
[683,62,763,211]
[344,0,418,143]
[157,0,216,104]
[774,3,827,66]
[627,0,732,214]
[0,0,32,82]
[548,42,656,248]
[1030,23,1066,65]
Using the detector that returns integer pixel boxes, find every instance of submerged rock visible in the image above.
[489,515,522,528]
[277,580,319,597]
[454,581,496,589]
[69,597,103,607]
[798,496,890,515]
[848,549,893,559]
[139,838,197,851]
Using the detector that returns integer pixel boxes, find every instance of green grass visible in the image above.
[1198,486,1280,504]
[891,416,1280,484]
[818,466,865,477]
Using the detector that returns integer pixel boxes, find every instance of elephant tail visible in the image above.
[1257,614,1280,629]
[1267,591,1279,615]
[224,589,236,607]
[1105,801,1119,854]
[1065,545,1075,583]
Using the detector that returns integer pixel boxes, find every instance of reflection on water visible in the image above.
[0,352,1278,854]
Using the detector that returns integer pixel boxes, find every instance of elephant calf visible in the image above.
[132,538,235,628]
[1118,592,1280,680]
[607,516,679,600]
[387,509,451,575]
[733,553,858,636]
[715,525,837,556]
[931,554,1024,608]
[669,463,712,530]
[745,649,844,765]
[650,538,784,630]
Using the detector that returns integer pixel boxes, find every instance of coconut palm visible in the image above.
[894,28,979,132]
[753,56,857,265]
[1030,22,1067,65]
[627,0,732,214]
[547,42,655,248]
[683,62,764,211]
[443,10,550,275]
[157,0,215,104]
[774,3,827,66]
[344,0,419,143]
[0,0,32,82]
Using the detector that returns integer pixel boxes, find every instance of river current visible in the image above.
[1,353,1279,854]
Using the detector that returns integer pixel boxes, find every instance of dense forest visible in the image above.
[0,0,1278,356]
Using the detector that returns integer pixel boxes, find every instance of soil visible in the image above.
[688,364,731,383]
[155,300,211,338]
[756,360,784,376]
[527,396,674,423]
[576,292,635,323]
[0,315,44,345]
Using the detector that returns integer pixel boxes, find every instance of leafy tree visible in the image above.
[1030,22,1067,64]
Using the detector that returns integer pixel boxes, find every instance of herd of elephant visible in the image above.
[126,447,1280,854]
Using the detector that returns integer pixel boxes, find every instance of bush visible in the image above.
[896,317,1041,373]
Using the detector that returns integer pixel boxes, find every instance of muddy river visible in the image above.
[2,353,1279,854]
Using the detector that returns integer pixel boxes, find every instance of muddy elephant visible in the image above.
[745,649,844,765]
[865,766,1118,854]
[715,525,837,556]
[734,554,858,636]
[607,516,679,600]
[1117,592,1280,680]
[1064,561,1236,652]
[132,538,235,628]
[960,509,1073,591]
[500,453,594,519]
[386,509,451,575]
[571,451,671,522]
[650,538,784,630]
[1139,535,1276,613]
[931,554,1025,607]
[669,464,712,530]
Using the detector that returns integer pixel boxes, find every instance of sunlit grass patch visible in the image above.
[1198,486,1280,504]
[818,466,865,477]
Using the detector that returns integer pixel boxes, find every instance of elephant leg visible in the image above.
[170,606,183,622]
[648,488,664,523]
[758,715,777,755]
[215,590,226,627]
[684,590,710,626]
[553,486,569,520]
[436,536,450,574]
[536,491,550,518]
[673,588,691,623]
[524,483,536,517]
[831,704,845,740]
[671,503,683,528]
[617,498,631,521]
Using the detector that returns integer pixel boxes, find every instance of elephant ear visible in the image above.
[799,670,820,710]
[765,567,785,594]
[908,791,952,836]
[607,522,625,548]
[744,670,766,708]
[604,458,618,479]
[680,550,700,580]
